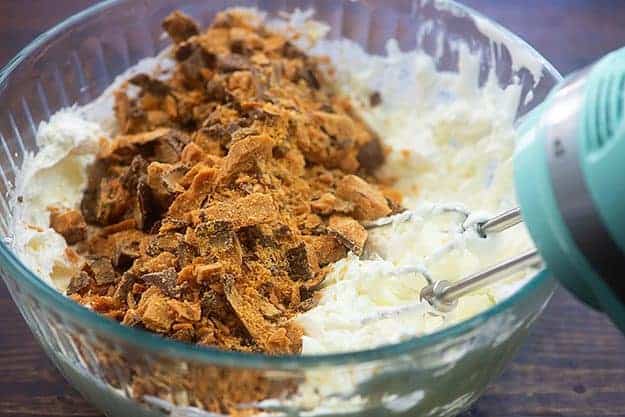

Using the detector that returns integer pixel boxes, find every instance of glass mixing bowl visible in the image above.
[0,1,560,416]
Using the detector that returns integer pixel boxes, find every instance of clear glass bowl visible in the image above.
[0,1,560,416]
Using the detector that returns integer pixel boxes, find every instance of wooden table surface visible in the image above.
[1,1,625,416]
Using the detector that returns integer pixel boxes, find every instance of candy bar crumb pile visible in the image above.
[53,10,400,355]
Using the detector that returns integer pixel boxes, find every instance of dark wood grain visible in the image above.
[1,1,625,416]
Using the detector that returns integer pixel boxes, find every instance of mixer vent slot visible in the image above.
[584,64,625,152]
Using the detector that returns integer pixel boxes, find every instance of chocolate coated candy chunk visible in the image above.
[162,11,199,44]
[141,267,179,297]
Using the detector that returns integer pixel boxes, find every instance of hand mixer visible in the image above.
[372,47,625,332]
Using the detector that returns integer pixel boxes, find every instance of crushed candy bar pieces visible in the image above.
[113,273,135,304]
[49,208,87,244]
[67,271,92,295]
[85,257,118,286]
[369,91,382,107]
[327,215,368,255]
[195,262,224,283]
[111,230,146,268]
[219,134,273,181]
[304,235,346,266]
[101,128,190,164]
[188,193,278,228]
[141,267,180,297]
[162,11,200,44]
[286,242,318,280]
[167,298,201,322]
[67,10,401,360]
[336,174,392,220]
[357,136,385,173]
[223,276,300,354]
[95,177,131,225]
[137,287,175,332]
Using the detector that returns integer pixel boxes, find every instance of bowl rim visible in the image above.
[0,0,562,369]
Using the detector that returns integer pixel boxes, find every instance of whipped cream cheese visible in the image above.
[10,9,534,359]
[11,110,102,289]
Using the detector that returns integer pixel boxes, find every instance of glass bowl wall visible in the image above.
[0,1,559,416]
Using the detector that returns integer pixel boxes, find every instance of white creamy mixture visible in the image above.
[10,10,534,361]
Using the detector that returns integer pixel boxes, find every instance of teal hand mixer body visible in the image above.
[414,48,625,332]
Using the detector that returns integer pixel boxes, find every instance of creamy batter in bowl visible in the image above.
[0,1,559,416]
